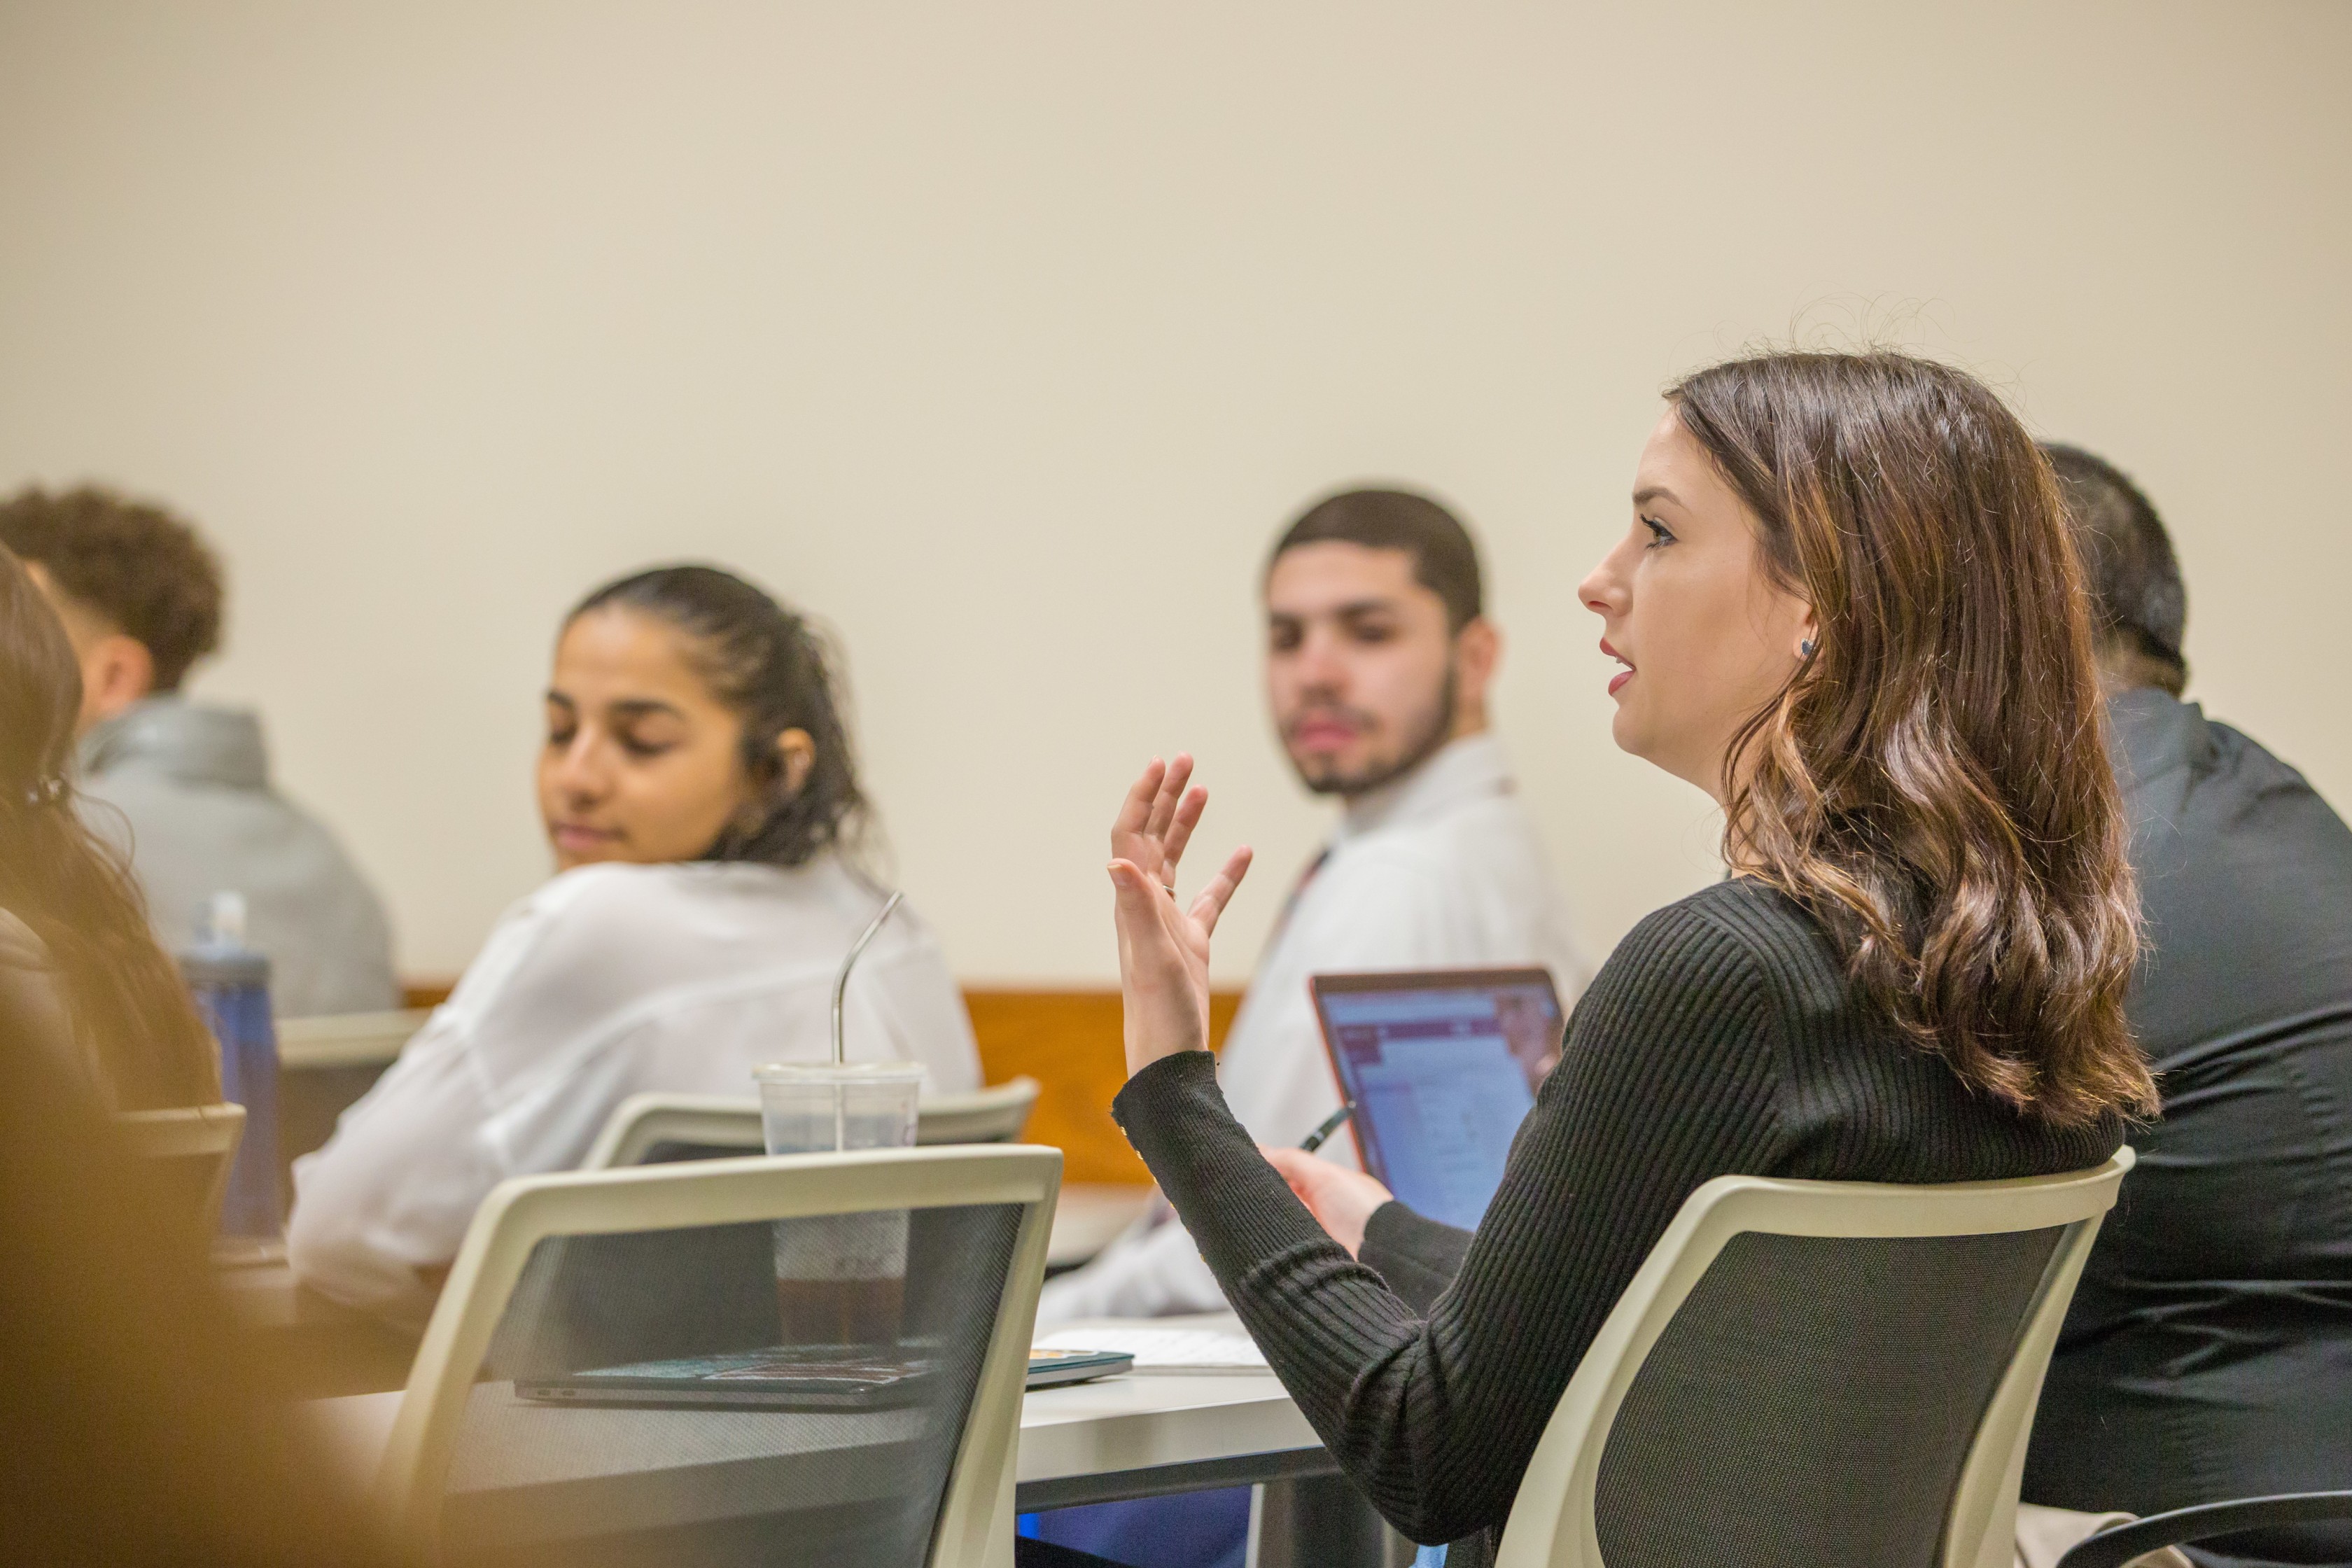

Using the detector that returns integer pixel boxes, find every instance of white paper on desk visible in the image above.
[1032,1325,1270,1373]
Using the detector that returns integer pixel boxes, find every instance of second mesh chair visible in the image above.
[1492,1150,2134,1568]
[372,1144,1061,1567]
[580,1080,1044,1168]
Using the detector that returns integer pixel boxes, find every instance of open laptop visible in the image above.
[1310,967,1565,1231]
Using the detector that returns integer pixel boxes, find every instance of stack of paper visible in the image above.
[1033,1324,1270,1373]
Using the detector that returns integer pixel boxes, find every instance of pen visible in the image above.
[1298,1102,1355,1154]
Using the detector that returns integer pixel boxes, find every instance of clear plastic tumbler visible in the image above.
[753,1061,925,1348]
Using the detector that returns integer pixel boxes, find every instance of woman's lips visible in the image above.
[551,822,620,851]
[1600,638,1634,696]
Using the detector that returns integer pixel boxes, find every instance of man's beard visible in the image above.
[1292,666,1457,799]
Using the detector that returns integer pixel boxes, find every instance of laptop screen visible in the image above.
[1312,969,1563,1231]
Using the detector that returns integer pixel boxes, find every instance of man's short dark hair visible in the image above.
[2041,444,2188,697]
[0,486,225,692]
[1269,487,1484,632]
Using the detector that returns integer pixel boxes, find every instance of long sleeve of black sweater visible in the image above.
[1110,878,2118,1554]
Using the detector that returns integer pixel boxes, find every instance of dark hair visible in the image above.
[1269,488,1485,632]
[568,565,867,868]
[0,486,225,692]
[1671,351,2155,1128]
[2039,444,2188,696]
[0,546,220,1110]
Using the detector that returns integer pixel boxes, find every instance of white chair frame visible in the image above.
[578,1092,764,1169]
[275,1009,430,1071]
[916,1077,1042,1145]
[114,1100,248,1231]
[372,1143,1062,1567]
[1492,1148,2136,1568]
[580,1078,1044,1170]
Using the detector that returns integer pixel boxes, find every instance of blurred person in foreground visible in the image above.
[1037,488,1587,1329]
[0,542,219,1110]
[290,564,981,1324]
[0,484,400,1018]
[0,974,393,1566]
[2021,446,2352,1568]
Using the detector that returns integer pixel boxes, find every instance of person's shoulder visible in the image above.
[433,864,731,1040]
[1558,881,1802,1133]
[1592,878,1834,1022]
[2201,715,2330,801]
[0,907,57,982]
[515,857,932,960]
[1324,788,1541,894]
[514,859,733,935]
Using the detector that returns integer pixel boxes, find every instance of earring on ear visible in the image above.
[1800,639,1816,659]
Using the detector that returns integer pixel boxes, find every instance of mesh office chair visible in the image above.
[580,1094,766,1169]
[581,1080,1044,1170]
[373,1144,1061,1567]
[1491,1149,2134,1568]
[114,1101,247,1232]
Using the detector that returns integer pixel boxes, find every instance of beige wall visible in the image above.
[2,1,2346,983]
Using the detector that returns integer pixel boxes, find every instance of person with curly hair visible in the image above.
[0,485,398,1018]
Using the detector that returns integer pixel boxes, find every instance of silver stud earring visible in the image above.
[1800,639,1815,658]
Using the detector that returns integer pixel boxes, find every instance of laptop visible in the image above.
[1309,967,1565,1231]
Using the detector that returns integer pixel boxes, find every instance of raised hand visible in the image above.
[1107,755,1254,1077]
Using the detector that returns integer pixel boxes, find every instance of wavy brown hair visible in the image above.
[1670,351,2155,1128]
[0,545,219,1110]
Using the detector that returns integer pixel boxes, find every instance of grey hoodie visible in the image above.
[78,697,400,1018]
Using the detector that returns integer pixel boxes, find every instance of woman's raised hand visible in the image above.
[1107,755,1253,1078]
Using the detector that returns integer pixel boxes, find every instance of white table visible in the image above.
[230,1184,1154,1401]
[307,1319,1328,1517]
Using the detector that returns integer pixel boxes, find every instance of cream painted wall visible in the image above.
[1,2,2346,983]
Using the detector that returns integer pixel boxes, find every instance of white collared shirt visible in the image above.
[287,855,981,1323]
[1037,733,1586,1323]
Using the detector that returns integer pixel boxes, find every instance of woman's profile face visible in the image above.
[537,606,757,871]
[1578,405,1814,802]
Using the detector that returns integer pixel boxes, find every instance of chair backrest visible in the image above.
[580,1093,766,1169]
[374,1144,1061,1567]
[275,1009,431,1071]
[1494,1149,2134,1568]
[581,1080,1046,1170]
[114,1102,247,1232]
[914,1077,1040,1146]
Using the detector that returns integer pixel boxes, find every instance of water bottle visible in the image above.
[181,891,281,1238]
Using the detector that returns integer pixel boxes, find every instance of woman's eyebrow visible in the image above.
[607,697,687,720]
[1632,484,1681,508]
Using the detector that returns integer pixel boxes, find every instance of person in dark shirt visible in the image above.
[1036,352,2160,1568]
[2024,446,2352,1567]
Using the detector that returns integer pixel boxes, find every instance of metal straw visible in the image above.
[830,890,904,1068]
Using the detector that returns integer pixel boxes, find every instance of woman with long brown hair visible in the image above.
[1078,350,2155,1568]
[0,543,218,1110]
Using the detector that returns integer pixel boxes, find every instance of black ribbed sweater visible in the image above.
[1112,878,2121,1566]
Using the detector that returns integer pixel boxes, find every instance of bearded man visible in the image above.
[1039,486,1587,1324]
